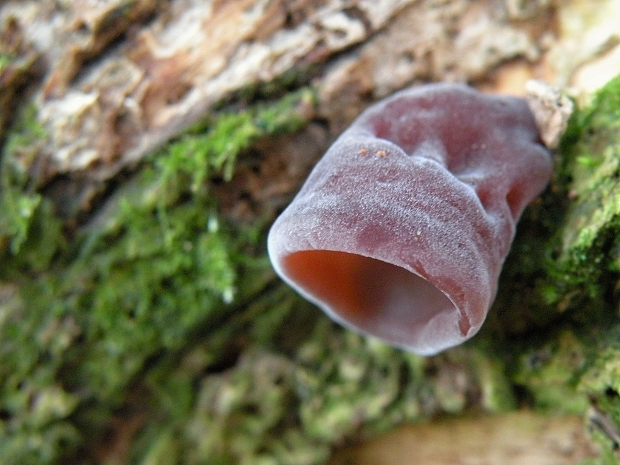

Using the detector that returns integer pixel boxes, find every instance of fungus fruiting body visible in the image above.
[267,83,553,355]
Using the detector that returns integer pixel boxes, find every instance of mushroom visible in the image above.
[267,83,553,355]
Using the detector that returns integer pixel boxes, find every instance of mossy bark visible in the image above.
[1,1,620,464]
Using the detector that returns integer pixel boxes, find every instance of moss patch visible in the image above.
[130,318,520,465]
[496,74,620,461]
[0,88,314,465]
[552,75,620,302]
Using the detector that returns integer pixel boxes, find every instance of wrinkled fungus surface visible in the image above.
[268,83,552,355]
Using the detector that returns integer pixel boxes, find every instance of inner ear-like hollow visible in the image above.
[282,250,457,346]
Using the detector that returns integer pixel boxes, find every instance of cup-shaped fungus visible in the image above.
[267,83,552,355]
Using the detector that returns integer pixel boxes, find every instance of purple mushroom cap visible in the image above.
[267,83,553,355]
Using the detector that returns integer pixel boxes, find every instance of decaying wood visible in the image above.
[4,0,613,199]
[525,79,573,149]
[328,411,599,465]
[2,0,619,220]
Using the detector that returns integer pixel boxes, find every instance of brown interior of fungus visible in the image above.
[282,250,457,346]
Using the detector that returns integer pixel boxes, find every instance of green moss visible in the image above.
[0,88,315,465]
[128,314,521,465]
[0,104,53,258]
[577,325,620,462]
[512,331,589,414]
[468,349,517,413]
[489,75,620,337]
[0,53,13,73]
[495,73,620,457]
[554,75,620,288]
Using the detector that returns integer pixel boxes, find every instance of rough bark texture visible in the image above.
[1,0,620,464]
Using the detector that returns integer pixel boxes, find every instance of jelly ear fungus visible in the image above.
[267,83,553,355]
